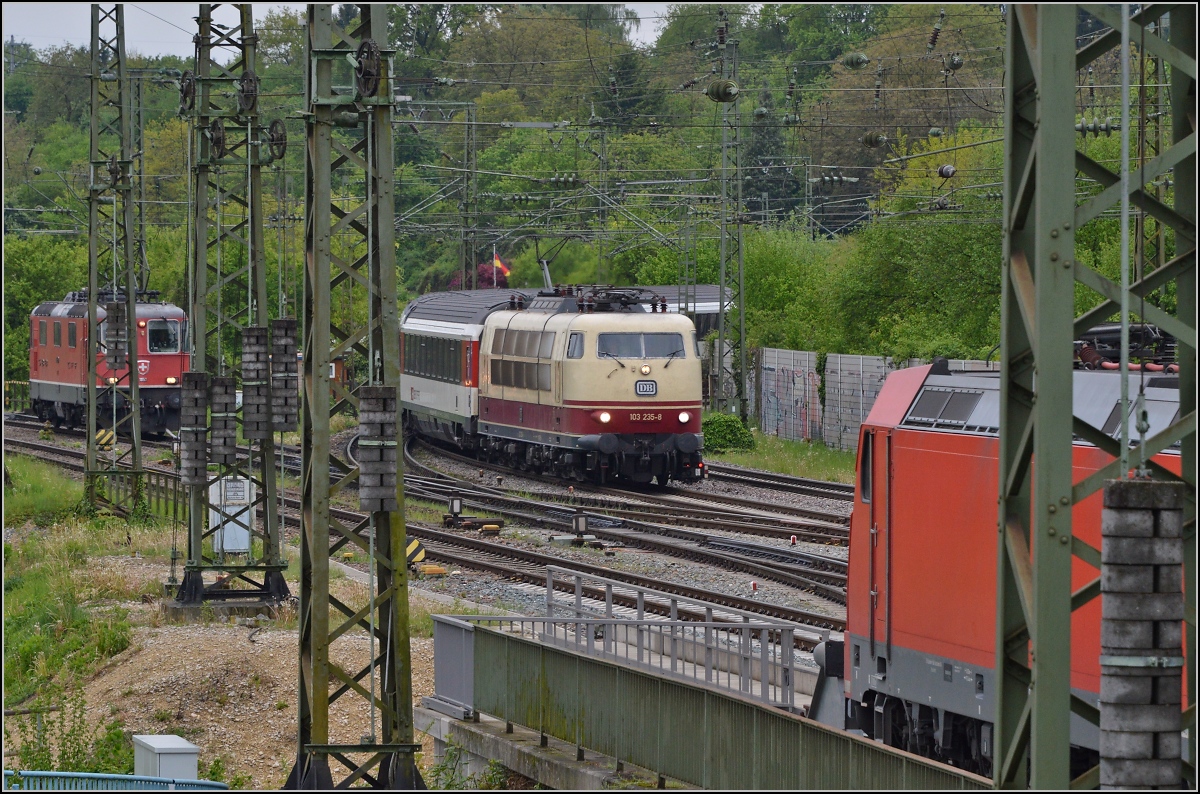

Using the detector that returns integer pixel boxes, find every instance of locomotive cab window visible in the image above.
[67,323,77,348]
[860,432,872,503]
[53,322,62,347]
[566,332,584,359]
[39,320,47,346]
[148,320,180,353]
[597,332,685,359]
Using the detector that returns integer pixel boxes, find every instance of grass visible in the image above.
[4,460,179,707]
[409,598,507,639]
[4,454,84,527]
[705,430,857,484]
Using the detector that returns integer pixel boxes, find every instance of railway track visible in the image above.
[405,436,849,528]
[400,470,848,603]
[703,462,855,502]
[9,431,846,631]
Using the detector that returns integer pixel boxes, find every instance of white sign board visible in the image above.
[209,476,254,554]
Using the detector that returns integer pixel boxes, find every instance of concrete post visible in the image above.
[240,327,270,440]
[1100,479,1184,789]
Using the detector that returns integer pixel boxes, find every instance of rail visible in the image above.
[427,617,991,790]
[3,770,228,791]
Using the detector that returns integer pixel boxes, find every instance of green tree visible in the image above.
[26,45,91,129]
[783,4,888,67]
[4,235,88,380]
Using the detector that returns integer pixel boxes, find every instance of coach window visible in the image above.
[860,432,872,503]
[692,331,700,358]
[538,331,555,358]
[39,320,47,346]
[567,332,584,359]
[521,330,539,358]
[148,320,180,352]
[53,321,62,347]
[68,323,77,348]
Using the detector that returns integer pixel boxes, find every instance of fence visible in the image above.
[759,349,822,442]
[755,349,1000,452]
[3,770,228,791]
[429,616,991,790]
[5,381,32,414]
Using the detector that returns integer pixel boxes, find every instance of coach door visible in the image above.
[868,429,893,661]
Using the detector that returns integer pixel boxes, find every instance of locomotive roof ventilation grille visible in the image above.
[901,387,992,433]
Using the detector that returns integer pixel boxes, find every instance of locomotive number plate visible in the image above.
[630,413,662,422]
[635,380,657,396]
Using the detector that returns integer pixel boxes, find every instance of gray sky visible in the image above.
[1,3,673,56]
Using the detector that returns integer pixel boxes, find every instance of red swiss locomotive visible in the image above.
[29,291,188,435]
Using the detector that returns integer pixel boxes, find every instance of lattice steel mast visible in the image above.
[996,5,1196,787]
[177,4,288,606]
[86,4,143,512]
[290,5,418,787]
[715,9,747,422]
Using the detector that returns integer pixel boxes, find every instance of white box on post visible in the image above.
[209,476,255,554]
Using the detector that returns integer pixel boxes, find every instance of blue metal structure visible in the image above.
[3,771,228,791]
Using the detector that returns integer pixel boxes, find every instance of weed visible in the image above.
[204,756,228,783]
[426,741,471,790]
[478,759,510,790]
[3,688,131,774]
[275,700,288,710]
[153,708,173,722]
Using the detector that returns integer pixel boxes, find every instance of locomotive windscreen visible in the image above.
[148,320,181,352]
[597,332,684,358]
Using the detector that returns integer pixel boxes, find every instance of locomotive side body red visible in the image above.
[845,365,1182,776]
[29,293,188,434]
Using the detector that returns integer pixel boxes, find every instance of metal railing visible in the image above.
[3,770,229,791]
[427,617,991,789]
[92,471,145,516]
[437,615,804,711]
[5,381,31,414]
[141,469,187,522]
[544,564,830,644]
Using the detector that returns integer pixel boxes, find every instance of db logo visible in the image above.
[137,360,150,377]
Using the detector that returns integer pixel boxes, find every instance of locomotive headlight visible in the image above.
[639,364,651,375]
[678,411,691,423]
[166,376,177,384]
[598,411,612,424]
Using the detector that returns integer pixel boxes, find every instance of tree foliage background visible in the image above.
[3,4,1160,381]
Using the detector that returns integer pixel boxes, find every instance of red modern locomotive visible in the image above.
[826,361,1182,776]
[29,291,188,435]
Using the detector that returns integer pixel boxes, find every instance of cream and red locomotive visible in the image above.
[400,286,704,484]
[28,290,187,434]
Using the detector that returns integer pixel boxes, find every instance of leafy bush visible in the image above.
[702,413,755,453]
